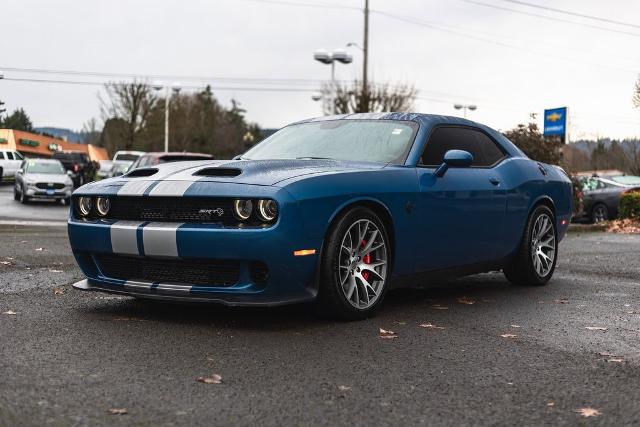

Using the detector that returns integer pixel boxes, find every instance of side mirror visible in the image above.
[66,170,73,176]
[17,168,24,175]
[434,150,473,177]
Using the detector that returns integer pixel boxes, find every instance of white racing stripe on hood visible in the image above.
[110,221,143,255]
[118,180,154,196]
[142,222,181,257]
[148,180,194,196]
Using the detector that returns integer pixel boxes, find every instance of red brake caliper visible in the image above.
[361,239,371,282]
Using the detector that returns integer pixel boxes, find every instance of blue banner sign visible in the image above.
[543,107,567,136]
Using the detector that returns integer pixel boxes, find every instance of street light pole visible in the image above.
[454,104,477,119]
[313,49,353,111]
[153,81,181,152]
[362,0,369,112]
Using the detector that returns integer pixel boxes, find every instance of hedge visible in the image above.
[619,192,640,219]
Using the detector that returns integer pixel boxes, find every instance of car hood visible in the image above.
[25,173,70,184]
[120,159,386,187]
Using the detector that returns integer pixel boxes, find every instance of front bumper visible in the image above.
[67,197,323,306]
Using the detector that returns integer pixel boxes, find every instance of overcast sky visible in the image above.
[1,0,639,140]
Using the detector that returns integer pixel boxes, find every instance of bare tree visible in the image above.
[100,81,157,150]
[322,81,417,115]
[634,76,640,110]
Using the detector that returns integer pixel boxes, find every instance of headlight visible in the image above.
[77,197,93,217]
[233,199,253,221]
[257,199,278,222]
[96,197,110,217]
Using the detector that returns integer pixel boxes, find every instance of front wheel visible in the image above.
[591,203,609,223]
[504,205,557,286]
[315,207,391,320]
[19,185,29,204]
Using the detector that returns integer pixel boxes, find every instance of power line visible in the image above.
[499,0,640,30]
[372,10,637,74]
[458,0,640,38]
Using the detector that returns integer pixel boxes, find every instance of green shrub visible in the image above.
[619,192,640,219]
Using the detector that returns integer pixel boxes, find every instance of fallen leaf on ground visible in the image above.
[597,351,612,356]
[500,333,517,339]
[379,328,397,339]
[6,257,14,260]
[430,304,448,310]
[337,385,352,391]
[626,311,636,314]
[2,310,17,315]
[196,374,222,384]
[35,247,46,251]
[396,321,407,325]
[48,269,63,273]
[607,358,624,363]
[607,218,640,234]
[585,326,607,331]
[575,407,601,418]
[553,299,569,304]
[547,401,555,407]
[0,261,11,266]
[108,408,128,415]
[510,324,521,328]
[419,323,445,329]
[457,297,475,305]
[53,288,64,295]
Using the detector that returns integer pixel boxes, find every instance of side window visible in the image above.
[14,152,24,160]
[0,152,4,160]
[420,127,505,167]
[5,152,14,160]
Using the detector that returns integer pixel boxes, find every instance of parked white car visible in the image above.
[0,150,25,181]
[113,150,144,163]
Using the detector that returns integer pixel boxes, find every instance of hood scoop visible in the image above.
[193,167,242,177]
[126,168,158,178]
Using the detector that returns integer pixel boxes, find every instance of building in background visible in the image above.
[0,129,108,161]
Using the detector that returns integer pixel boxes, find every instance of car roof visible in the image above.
[27,158,61,163]
[291,112,525,159]
[141,152,213,158]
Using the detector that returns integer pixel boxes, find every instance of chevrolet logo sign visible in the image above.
[546,112,562,122]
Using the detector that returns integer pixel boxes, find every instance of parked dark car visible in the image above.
[575,175,640,223]
[52,151,97,187]
[129,152,213,170]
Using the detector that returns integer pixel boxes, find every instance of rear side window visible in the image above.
[420,127,505,167]
[6,152,13,160]
[14,152,23,160]
[0,152,5,160]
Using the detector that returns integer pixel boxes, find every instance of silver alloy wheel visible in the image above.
[530,213,556,277]
[593,205,607,223]
[338,219,388,310]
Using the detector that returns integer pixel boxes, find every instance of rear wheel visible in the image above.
[504,205,557,286]
[315,207,390,320]
[591,203,609,223]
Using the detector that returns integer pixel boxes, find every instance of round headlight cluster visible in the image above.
[76,196,110,217]
[232,199,278,223]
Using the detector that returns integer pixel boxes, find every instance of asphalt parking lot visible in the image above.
[1,209,640,426]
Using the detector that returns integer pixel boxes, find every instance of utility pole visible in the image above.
[362,0,369,113]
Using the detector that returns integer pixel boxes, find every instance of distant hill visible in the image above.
[34,127,86,144]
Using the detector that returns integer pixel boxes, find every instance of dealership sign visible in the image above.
[543,107,567,137]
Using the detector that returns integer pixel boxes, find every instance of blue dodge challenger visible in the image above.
[69,113,572,319]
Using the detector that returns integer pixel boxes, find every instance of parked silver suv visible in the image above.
[14,159,73,204]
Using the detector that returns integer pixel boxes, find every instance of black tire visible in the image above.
[315,207,391,320]
[591,203,609,223]
[504,205,557,286]
[19,184,29,204]
[63,197,71,205]
[0,167,3,183]
[13,186,19,201]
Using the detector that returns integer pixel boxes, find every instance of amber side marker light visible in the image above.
[293,249,316,256]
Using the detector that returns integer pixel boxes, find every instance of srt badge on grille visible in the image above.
[198,208,224,218]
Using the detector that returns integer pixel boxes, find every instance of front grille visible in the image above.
[36,183,65,190]
[107,196,236,223]
[95,254,241,287]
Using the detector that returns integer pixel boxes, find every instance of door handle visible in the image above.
[489,177,501,186]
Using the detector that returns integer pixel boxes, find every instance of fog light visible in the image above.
[257,199,278,222]
[96,197,110,217]
[233,199,253,221]
[77,197,93,216]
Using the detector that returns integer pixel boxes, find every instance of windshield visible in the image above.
[242,120,418,164]
[26,161,65,174]
[609,175,640,185]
